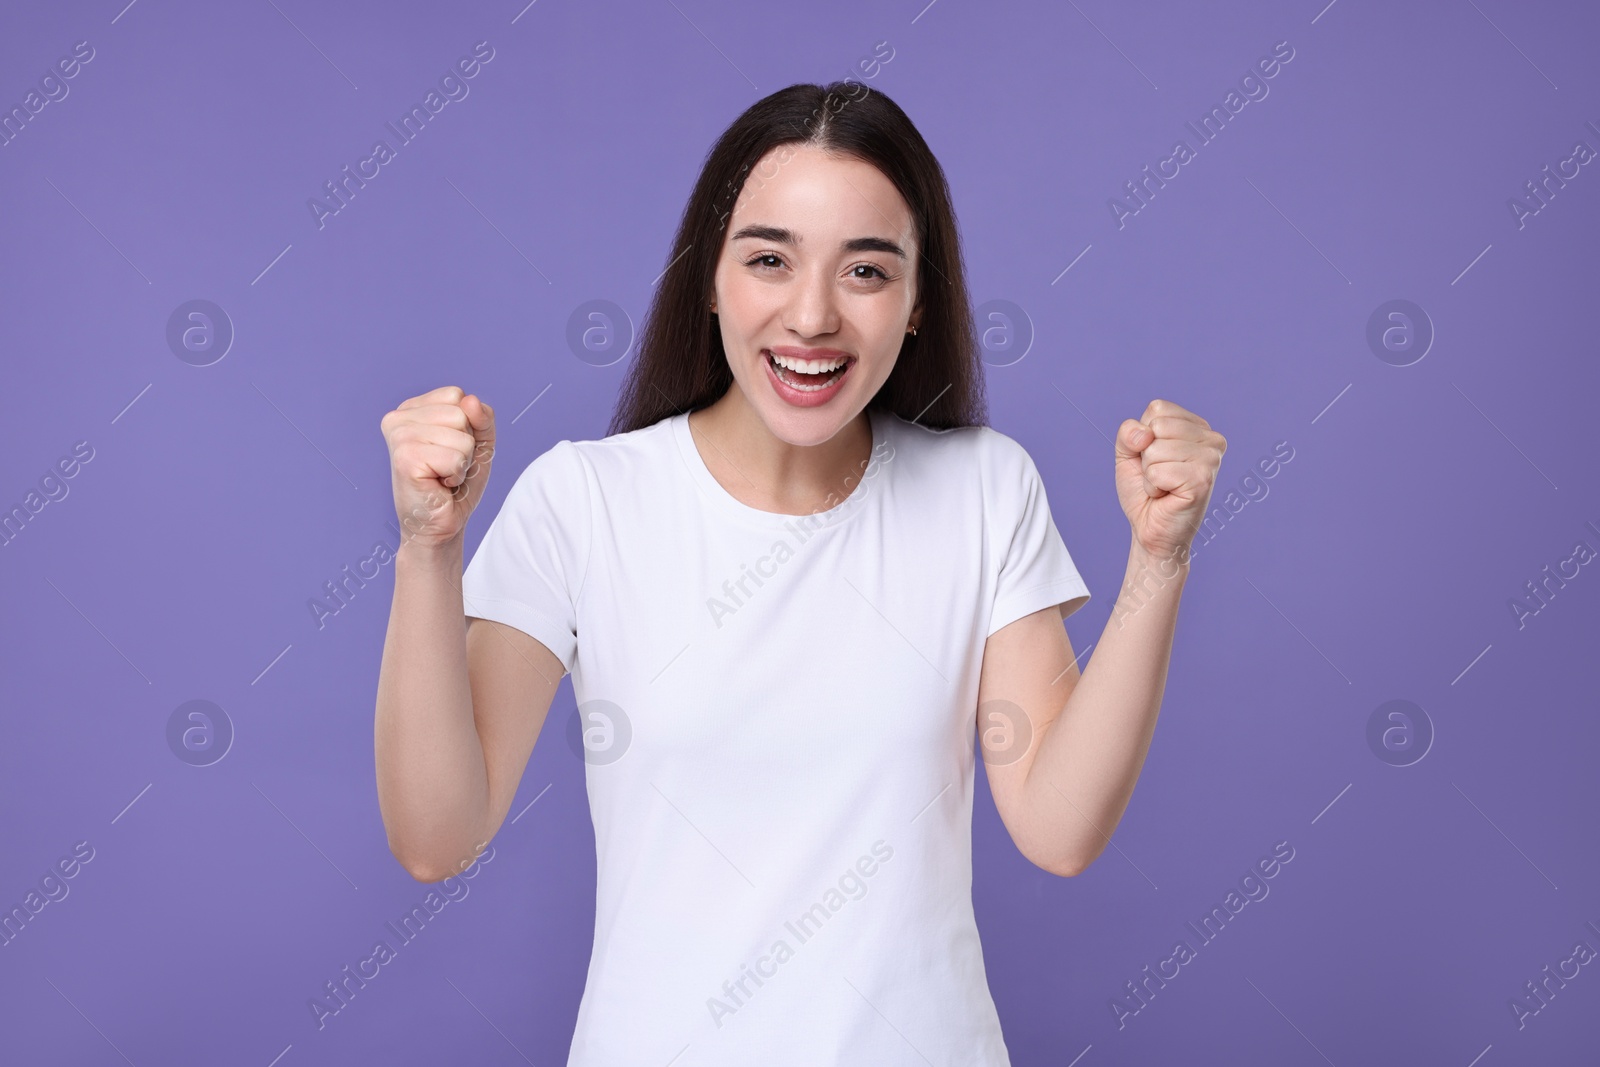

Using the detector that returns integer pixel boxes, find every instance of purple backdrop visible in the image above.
[2,0,1597,1063]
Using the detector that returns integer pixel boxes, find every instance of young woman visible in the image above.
[375,81,1224,1064]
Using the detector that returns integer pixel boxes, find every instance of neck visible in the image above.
[688,387,873,516]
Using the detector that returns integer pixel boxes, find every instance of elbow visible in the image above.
[1034,844,1100,879]
[392,850,441,883]
[388,833,492,883]
[387,838,447,883]
[403,860,446,883]
[1040,857,1085,878]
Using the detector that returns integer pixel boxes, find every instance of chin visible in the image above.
[755,401,857,447]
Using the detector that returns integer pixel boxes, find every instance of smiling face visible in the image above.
[709,142,921,447]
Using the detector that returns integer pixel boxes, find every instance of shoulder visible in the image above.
[880,410,1039,487]
[509,414,676,489]
[570,413,677,471]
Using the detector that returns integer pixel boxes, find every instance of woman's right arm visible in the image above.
[373,385,567,882]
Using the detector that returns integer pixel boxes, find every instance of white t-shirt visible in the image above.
[461,405,1092,1065]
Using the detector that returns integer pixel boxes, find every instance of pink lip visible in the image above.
[762,347,855,408]
[767,346,853,360]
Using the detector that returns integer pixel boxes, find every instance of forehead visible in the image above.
[727,143,914,245]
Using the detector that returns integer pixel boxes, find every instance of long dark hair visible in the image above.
[606,81,987,436]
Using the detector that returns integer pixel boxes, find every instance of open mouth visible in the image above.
[765,350,855,392]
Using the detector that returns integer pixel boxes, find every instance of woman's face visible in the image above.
[710,143,921,447]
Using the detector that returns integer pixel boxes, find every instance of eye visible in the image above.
[851,263,891,282]
[745,252,785,271]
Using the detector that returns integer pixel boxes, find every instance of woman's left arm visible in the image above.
[979,398,1225,877]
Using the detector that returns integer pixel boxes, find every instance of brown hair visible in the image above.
[606,81,987,436]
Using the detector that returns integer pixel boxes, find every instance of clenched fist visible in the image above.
[380,385,495,551]
[1115,398,1226,562]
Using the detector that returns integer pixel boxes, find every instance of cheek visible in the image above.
[861,351,900,391]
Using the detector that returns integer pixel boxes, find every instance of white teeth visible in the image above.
[768,351,849,374]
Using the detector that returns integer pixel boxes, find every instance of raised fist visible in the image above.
[1114,397,1226,562]
[379,385,495,550]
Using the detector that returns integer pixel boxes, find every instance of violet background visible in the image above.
[2,0,1597,1063]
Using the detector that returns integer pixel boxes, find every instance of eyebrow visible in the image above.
[730,224,907,259]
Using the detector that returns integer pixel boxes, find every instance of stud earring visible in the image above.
[908,325,918,336]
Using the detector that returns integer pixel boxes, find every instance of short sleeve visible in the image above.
[460,440,592,674]
[986,434,1091,637]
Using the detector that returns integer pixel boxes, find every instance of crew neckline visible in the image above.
[672,406,890,531]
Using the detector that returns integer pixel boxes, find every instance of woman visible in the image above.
[375,81,1224,1065]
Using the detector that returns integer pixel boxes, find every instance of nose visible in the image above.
[782,266,841,339]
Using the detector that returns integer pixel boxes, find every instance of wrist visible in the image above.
[1128,535,1191,581]
[396,532,465,573]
